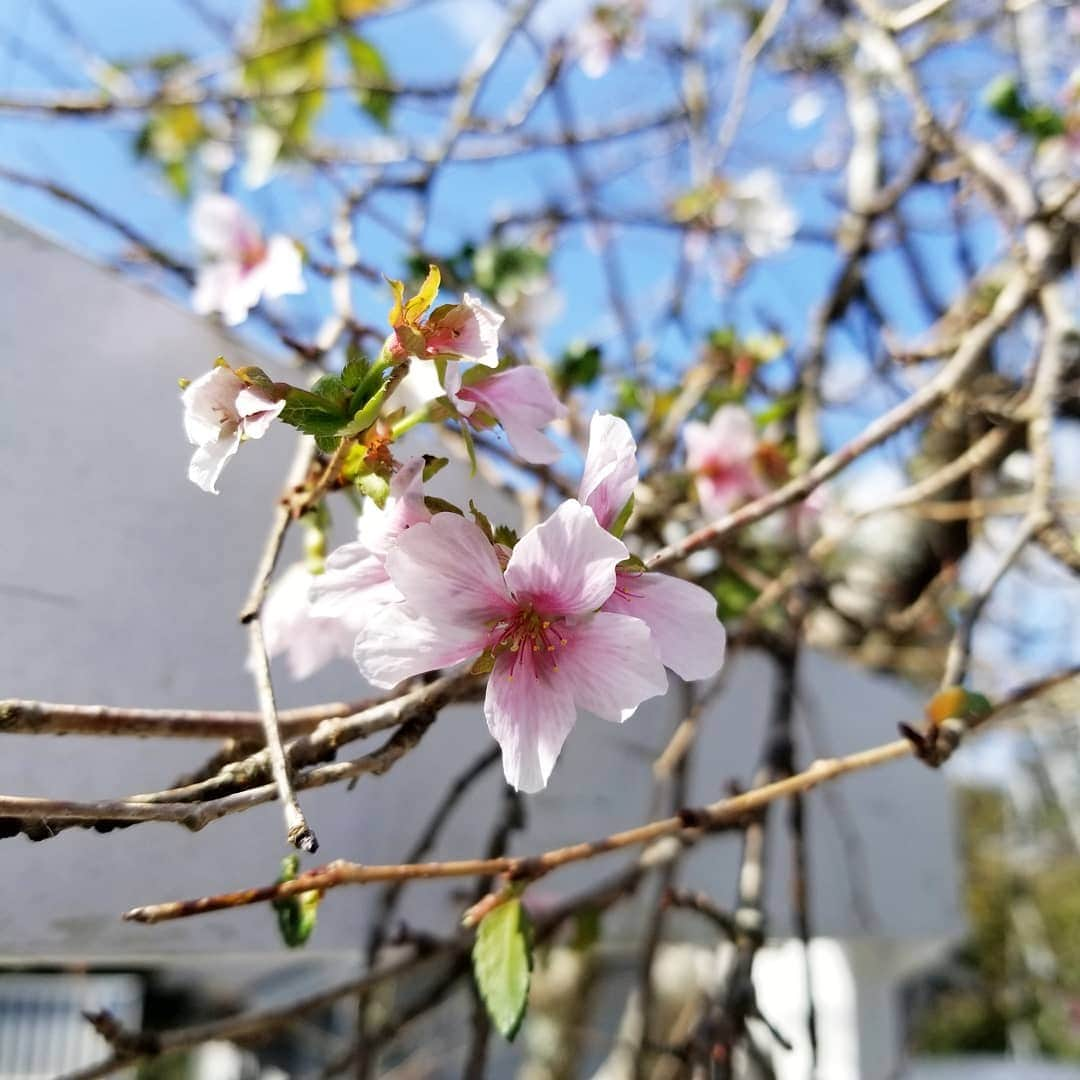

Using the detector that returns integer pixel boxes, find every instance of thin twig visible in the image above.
[121,666,1079,925]
[248,617,317,852]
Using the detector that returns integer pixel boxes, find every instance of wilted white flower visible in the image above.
[181,365,283,494]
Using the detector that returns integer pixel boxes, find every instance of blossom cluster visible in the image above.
[180,232,731,792]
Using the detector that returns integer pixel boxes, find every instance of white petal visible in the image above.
[484,650,577,793]
[352,602,486,689]
[261,235,306,299]
[188,432,241,494]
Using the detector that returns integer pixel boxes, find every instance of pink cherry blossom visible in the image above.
[421,294,503,366]
[684,405,764,518]
[261,563,362,681]
[182,365,284,494]
[390,293,504,368]
[191,193,305,326]
[445,364,568,465]
[311,458,431,617]
[579,412,727,680]
[353,500,669,792]
[579,411,638,530]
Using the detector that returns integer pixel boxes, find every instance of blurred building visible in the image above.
[1,212,969,1078]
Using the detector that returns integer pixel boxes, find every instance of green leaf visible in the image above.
[469,500,495,543]
[984,75,1025,120]
[493,524,518,548]
[984,75,1066,142]
[422,455,449,482]
[472,897,533,1041]
[556,341,602,392]
[926,687,993,726]
[460,423,478,476]
[571,907,601,952]
[713,568,757,621]
[423,495,464,517]
[472,243,548,307]
[1017,105,1066,140]
[341,33,394,128]
[243,0,331,154]
[341,355,369,390]
[311,373,350,410]
[272,855,321,948]
[609,494,634,539]
[753,395,799,428]
[338,380,390,437]
[278,386,350,437]
[357,471,389,508]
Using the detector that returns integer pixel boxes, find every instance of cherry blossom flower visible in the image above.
[580,412,727,681]
[418,294,503,366]
[713,170,797,258]
[444,364,568,465]
[684,405,764,518]
[350,416,727,790]
[261,563,362,681]
[353,500,670,792]
[311,457,430,618]
[387,266,503,367]
[191,193,305,326]
[574,3,646,79]
[182,365,284,494]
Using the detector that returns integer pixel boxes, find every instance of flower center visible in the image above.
[492,605,568,678]
[239,237,268,274]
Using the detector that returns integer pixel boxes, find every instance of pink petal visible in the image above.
[461,367,567,465]
[504,500,626,617]
[579,412,638,530]
[235,386,285,439]
[554,611,667,721]
[602,572,726,681]
[442,362,475,416]
[696,465,761,518]
[353,602,486,689]
[192,261,261,326]
[310,544,400,617]
[384,512,513,626]
[261,564,358,681]
[448,293,504,366]
[191,193,261,259]
[355,457,431,557]
[484,649,577,792]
